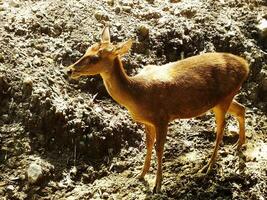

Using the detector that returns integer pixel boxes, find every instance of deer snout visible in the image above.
[66,68,73,76]
[65,65,81,79]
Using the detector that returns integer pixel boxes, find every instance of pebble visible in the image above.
[114,6,121,14]
[257,17,267,39]
[137,24,149,38]
[15,27,27,36]
[122,6,131,13]
[33,56,41,66]
[70,166,77,177]
[6,185,15,191]
[94,11,109,21]
[9,0,20,7]
[27,162,43,184]
[146,0,154,3]
[1,114,8,123]
[0,5,6,11]
[102,192,109,199]
[34,44,46,52]
[106,0,115,6]
[23,76,33,96]
[23,76,33,87]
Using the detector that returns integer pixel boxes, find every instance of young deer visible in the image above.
[67,27,249,193]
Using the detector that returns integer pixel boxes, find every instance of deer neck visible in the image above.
[100,57,134,108]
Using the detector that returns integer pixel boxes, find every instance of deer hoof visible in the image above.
[152,183,161,194]
[199,164,212,175]
[233,139,245,150]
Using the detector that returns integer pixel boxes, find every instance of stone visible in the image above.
[26,158,54,184]
[27,162,43,184]
[137,24,149,38]
[33,55,41,66]
[102,192,109,199]
[106,0,115,6]
[94,11,109,21]
[122,6,131,13]
[257,17,267,39]
[23,76,33,96]
[114,6,121,14]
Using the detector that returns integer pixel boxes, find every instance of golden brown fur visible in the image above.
[125,53,249,122]
[67,27,249,193]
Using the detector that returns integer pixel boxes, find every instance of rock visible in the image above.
[26,158,54,184]
[34,44,46,52]
[157,16,170,26]
[180,8,197,18]
[137,24,149,39]
[102,192,109,199]
[53,23,63,36]
[122,6,131,13]
[27,162,43,184]
[40,25,51,35]
[258,102,267,111]
[15,27,27,36]
[109,161,128,173]
[70,166,77,177]
[257,17,267,40]
[106,0,115,6]
[247,82,258,102]
[114,6,121,14]
[33,55,41,66]
[6,185,15,191]
[94,11,109,21]
[23,76,33,96]
[143,10,161,19]
[9,0,20,7]
[1,114,8,123]
[114,22,122,30]
[170,0,181,2]
[0,5,6,11]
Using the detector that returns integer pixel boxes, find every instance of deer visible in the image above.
[66,26,249,193]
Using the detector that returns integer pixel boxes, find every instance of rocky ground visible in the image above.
[0,0,266,199]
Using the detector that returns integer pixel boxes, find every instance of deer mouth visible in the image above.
[70,72,82,79]
[66,67,82,79]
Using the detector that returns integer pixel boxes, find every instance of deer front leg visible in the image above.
[138,125,155,179]
[153,122,168,194]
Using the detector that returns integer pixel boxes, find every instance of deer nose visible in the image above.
[66,68,73,76]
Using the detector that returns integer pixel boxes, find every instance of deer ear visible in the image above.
[115,39,133,56]
[101,26,110,43]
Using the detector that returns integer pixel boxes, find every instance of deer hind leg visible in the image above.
[153,122,168,194]
[227,100,246,150]
[138,125,155,179]
[200,96,233,174]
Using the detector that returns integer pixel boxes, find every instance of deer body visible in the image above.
[67,27,249,193]
[102,53,248,123]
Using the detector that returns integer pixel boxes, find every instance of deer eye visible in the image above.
[90,55,100,64]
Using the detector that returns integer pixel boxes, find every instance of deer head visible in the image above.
[67,26,132,79]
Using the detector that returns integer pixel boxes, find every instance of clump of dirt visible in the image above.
[0,0,266,199]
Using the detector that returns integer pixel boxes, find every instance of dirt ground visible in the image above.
[0,0,267,199]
